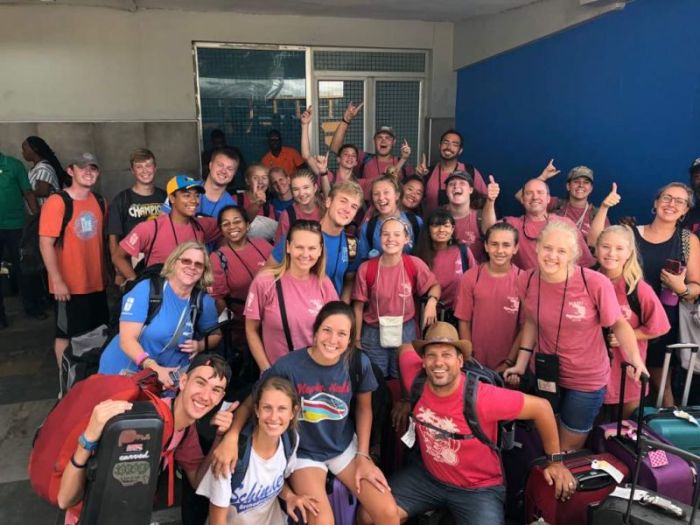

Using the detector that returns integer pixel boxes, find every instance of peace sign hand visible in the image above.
[343,101,364,123]
[416,153,429,177]
[300,105,313,126]
[400,139,411,160]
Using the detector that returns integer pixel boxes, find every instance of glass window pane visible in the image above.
[317,80,364,170]
[375,80,421,166]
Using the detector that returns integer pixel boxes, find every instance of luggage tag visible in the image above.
[648,449,669,468]
[401,419,416,448]
[673,409,700,427]
[591,459,625,484]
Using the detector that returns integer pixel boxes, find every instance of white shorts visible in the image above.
[291,434,358,476]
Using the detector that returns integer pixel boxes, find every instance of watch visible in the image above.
[546,452,565,463]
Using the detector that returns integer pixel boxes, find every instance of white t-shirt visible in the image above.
[197,438,295,525]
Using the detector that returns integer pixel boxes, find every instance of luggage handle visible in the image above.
[658,344,699,408]
[626,436,700,524]
[618,362,649,457]
[576,470,615,491]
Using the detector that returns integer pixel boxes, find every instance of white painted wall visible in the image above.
[453,0,628,69]
[0,5,455,121]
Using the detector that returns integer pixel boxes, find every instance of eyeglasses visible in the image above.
[440,140,461,148]
[178,257,205,270]
[659,194,689,207]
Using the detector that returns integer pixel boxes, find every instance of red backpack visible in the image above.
[365,253,417,293]
[28,370,174,511]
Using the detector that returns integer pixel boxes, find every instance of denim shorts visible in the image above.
[558,386,606,434]
[361,320,416,379]
[390,460,505,524]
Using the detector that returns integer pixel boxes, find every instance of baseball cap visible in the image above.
[186,353,232,385]
[689,158,700,175]
[444,170,474,187]
[567,166,594,182]
[413,322,472,360]
[166,174,205,196]
[68,152,100,169]
[374,126,395,139]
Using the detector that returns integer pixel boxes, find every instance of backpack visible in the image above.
[409,358,514,452]
[29,370,174,509]
[55,190,107,248]
[286,205,297,226]
[365,212,421,252]
[457,243,470,273]
[142,217,205,269]
[365,253,417,294]
[357,153,407,180]
[229,420,297,490]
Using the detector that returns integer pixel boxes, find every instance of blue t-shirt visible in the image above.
[161,192,237,219]
[98,279,218,374]
[263,349,377,461]
[271,197,294,219]
[271,230,359,294]
[357,211,422,261]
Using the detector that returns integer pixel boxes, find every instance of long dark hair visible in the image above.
[25,136,69,188]
[414,208,458,268]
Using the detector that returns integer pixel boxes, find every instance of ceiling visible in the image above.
[1,0,543,22]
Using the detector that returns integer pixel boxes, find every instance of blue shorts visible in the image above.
[390,460,505,524]
[361,321,416,379]
[558,386,606,434]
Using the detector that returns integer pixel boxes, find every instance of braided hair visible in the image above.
[25,136,69,188]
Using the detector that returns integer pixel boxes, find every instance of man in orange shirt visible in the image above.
[39,153,109,369]
[261,129,304,177]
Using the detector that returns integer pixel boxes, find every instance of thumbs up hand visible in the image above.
[487,174,500,201]
[601,182,621,209]
[211,400,241,436]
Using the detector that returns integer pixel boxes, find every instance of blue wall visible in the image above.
[455,0,700,220]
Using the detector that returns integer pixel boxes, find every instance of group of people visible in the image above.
[4,101,699,524]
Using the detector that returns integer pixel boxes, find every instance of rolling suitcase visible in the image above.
[525,451,629,525]
[588,436,700,524]
[637,344,700,456]
[327,474,357,525]
[589,363,696,504]
[79,401,165,525]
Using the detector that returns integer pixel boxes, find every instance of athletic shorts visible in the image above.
[55,291,109,338]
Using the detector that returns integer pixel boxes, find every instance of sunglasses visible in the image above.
[178,257,205,270]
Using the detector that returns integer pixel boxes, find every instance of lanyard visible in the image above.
[226,240,266,281]
[563,202,590,231]
[522,214,548,241]
[168,215,197,245]
[536,268,569,355]
[375,257,407,318]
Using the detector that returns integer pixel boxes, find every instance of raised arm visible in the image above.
[587,182,620,247]
[481,175,500,233]
[329,101,363,154]
[515,159,560,204]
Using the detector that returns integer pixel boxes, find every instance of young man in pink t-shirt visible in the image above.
[375,323,575,524]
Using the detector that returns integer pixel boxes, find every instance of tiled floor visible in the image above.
[0,295,181,524]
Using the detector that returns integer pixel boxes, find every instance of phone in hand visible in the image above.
[664,258,682,275]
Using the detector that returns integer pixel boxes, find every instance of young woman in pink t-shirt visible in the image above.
[274,169,324,243]
[244,220,338,370]
[454,222,522,372]
[352,217,440,378]
[504,221,648,451]
[414,208,476,316]
[596,225,670,418]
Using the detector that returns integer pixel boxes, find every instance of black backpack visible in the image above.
[409,358,514,452]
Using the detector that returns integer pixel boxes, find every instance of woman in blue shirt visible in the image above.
[99,241,220,387]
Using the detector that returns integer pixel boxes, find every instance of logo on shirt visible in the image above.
[503,296,520,315]
[231,475,284,513]
[454,259,463,275]
[308,299,324,315]
[300,392,348,423]
[128,203,162,220]
[565,301,587,322]
[74,211,98,240]
[416,407,461,466]
[398,282,413,299]
[123,297,135,313]
[620,305,632,321]
[127,231,140,247]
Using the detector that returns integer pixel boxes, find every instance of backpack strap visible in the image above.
[458,243,469,273]
[144,219,159,267]
[366,216,379,252]
[349,350,362,395]
[365,257,380,293]
[287,206,297,226]
[229,422,254,490]
[626,283,644,325]
[409,370,427,413]
[275,279,295,353]
[215,249,229,273]
[357,153,374,179]
[463,371,498,451]
[55,190,74,248]
[281,428,297,462]
[405,212,420,247]
[144,274,165,326]
[93,192,107,218]
[118,190,132,235]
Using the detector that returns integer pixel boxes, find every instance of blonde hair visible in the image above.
[291,168,326,215]
[537,220,581,264]
[268,220,327,281]
[596,225,643,294]
[161,241,214,288]
[329,180,363,203]
[253,375,300,431]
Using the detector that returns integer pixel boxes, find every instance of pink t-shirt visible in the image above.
[352,255,437,326]
[399,350,524,488]
[503,215,596,271]
[120,213,219,266]
[424,163,487,216]
[357,150,414,202]
[210,239,273,317]
[604,277,670,404]
[244,270,338,364]
[431,245,476,309]
[453,211,486,262]
[549,197,608,239]
[518,267,621,391]
[240,192,276,219]
[454,264,522,370]
[273,203,323,243]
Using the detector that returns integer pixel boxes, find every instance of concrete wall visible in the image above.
[0,5,456,122]
[453,0,628,69]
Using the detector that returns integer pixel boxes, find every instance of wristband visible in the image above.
[135,352,149,368]
[342,118,351,125]
[78,433,99,453]
[319,172,329,177]
[518,346,534,354]
[70,454,88,469]
[142,358,156,370]
[427,295,439,302]
[504,359,515,367]
[356,451,372,460]
[679,286,690,298]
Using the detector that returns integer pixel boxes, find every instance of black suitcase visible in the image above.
[588,436,700,525]
[79,401,165,525]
